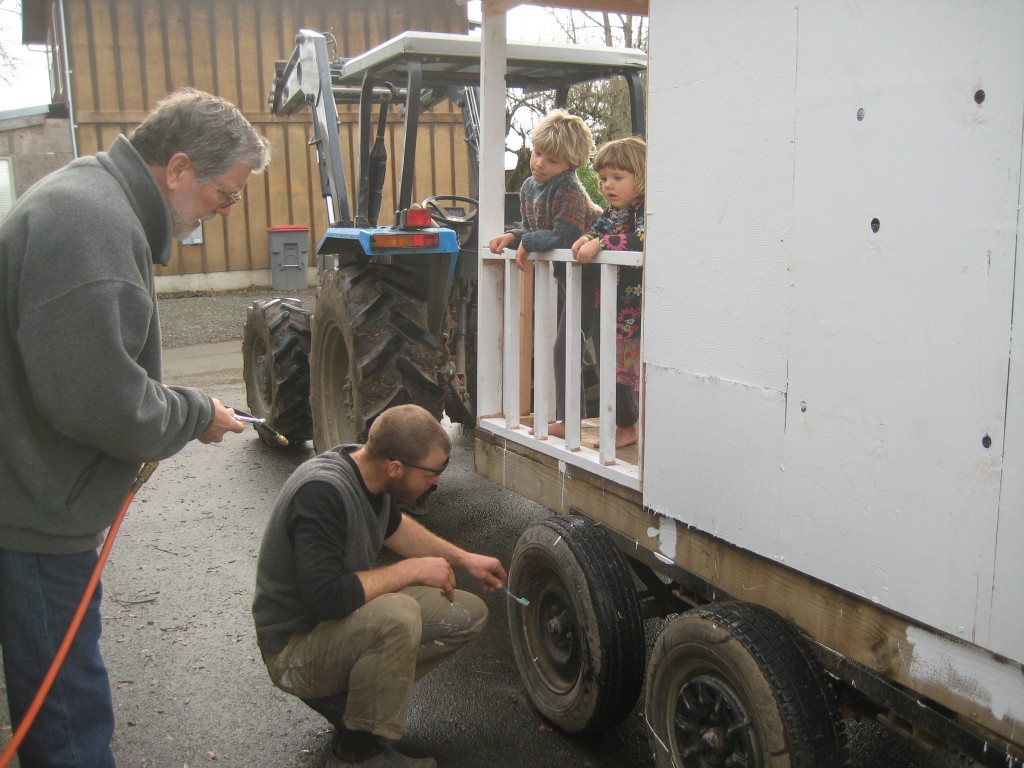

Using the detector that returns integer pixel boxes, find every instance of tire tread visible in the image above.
[646,601,849,768]
[242,299,313,446]
[509,514,645,734]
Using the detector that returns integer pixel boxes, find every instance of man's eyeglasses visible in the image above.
[213,182,243,207]
[391,457,450,476]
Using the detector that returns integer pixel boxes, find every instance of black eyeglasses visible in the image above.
[391,457,450,476]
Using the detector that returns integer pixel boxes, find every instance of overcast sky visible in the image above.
[0,0,50,111]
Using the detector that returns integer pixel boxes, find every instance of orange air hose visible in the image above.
[0,461,158,768]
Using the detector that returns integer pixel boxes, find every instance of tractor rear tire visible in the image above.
[442,282,477,428]
[242,298,313,447]
[311,264,443,451]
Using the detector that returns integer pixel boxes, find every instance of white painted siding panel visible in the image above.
[990,114,1024,661]
[779,1,1022,647]
[644,364,786,554]
[643,0,796,395]
[645,0,1022,658]
[643,0,796,536]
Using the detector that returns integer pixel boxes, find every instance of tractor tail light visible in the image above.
[396,207,434,229]
[371,232,440,249]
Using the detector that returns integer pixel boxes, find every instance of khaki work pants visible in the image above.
[263,587,488,739]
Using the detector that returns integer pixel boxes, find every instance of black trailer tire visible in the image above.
[507,514,645,734]
[242,298,313,447]
[645,602,848,768]
[311,264,443,451]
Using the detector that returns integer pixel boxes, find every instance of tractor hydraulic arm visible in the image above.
[269,30,351,225]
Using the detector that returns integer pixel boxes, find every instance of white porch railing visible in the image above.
[478,247,644,490]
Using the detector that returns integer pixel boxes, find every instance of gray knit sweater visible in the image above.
[0,135,214,554]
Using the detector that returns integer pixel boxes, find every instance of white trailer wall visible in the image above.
[642,0,1023,660]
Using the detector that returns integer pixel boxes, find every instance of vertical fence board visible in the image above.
[136,0,165,108]
[65,0,469,282]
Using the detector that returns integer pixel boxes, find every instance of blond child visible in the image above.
[489,109,602,436]
[571,136,646,449]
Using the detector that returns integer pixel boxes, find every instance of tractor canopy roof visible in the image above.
[335,31,647,94]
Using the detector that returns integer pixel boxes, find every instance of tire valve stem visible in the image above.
[503,586,530,607]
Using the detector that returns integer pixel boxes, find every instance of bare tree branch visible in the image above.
[0,0,26,87]
[500,7,649,192]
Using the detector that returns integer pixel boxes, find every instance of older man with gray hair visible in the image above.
[0,88,270,767]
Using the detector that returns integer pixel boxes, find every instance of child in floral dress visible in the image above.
[571,137,646,448]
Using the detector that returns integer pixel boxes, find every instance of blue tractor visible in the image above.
[243,30,646,450]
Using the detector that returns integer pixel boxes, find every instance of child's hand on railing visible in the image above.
[572,235,601,264]
[514,243,532,272]
[488,232,515,254]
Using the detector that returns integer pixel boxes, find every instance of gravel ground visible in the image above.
[157,286,317,348]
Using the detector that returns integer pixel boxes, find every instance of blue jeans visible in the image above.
[0,548,115,768]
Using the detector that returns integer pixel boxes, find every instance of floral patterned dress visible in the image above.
[587,198,644,391]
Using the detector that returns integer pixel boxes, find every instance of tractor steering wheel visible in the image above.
[421,195,479,228]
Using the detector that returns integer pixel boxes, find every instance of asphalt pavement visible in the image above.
[1,341,983,768]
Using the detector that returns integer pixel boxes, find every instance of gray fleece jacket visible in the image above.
[0,135,214,554]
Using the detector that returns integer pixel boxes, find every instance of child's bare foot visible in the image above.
[530,421,566,438]
[591,423,638,450]
[616,423,638,448]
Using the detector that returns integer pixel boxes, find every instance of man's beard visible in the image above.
[414,484,439,506]
[390,477,439,505]
[172,220,199,240]
[168,197,214,240]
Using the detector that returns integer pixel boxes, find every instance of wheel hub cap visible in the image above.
[673,675,756,765]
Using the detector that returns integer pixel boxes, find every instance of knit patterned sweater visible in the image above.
[508,169,602,252]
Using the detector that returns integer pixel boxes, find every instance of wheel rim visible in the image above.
[520,561,582,695]
[314,319,358,446]
[249,335,273,414]
[672,674,757,766]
